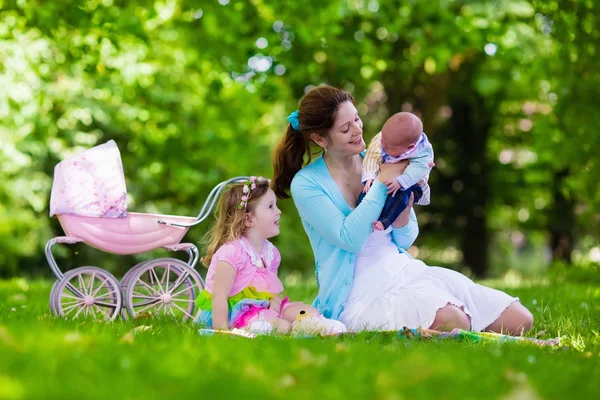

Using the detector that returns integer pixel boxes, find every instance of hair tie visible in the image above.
[287,110,300,131]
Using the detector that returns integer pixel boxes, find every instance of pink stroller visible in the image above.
[46,140,248,321]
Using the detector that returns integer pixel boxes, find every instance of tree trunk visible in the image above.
[549,169,575,263]
[450,96,491,278]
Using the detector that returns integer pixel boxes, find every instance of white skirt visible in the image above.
[339,229,519,332]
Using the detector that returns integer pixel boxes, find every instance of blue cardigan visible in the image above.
[290,155,420,319]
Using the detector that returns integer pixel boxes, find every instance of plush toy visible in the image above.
[291,311,348,336]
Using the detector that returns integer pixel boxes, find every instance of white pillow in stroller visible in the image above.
[49,140,127,218]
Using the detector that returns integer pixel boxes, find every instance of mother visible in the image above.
[271,85,533,334]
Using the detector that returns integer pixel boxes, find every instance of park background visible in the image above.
[1,1,600,399]
[1,0,599,281]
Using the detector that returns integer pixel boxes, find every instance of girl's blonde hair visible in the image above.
[202,179,270,266]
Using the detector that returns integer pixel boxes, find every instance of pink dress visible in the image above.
[195,236,300,328]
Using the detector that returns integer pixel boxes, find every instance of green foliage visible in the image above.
[1,0,599,277]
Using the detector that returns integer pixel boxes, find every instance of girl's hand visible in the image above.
[392,192,414,228]
[269,295,282,314]
[377,160,409,183]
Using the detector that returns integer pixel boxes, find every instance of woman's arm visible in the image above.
[391,193,419,250]
[211,261,237,330]
[391,208,419,250]
[291,175,387,253]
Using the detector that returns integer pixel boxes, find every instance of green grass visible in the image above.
[1,276,599,400]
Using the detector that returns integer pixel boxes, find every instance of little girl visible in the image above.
[195,176,347,334]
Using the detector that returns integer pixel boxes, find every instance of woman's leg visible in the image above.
[484,302,533,335]
[429,304,471,331]
[416,266,528,333]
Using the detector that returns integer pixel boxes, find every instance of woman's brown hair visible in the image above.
[271,85,355,199]
[202,179,270,266]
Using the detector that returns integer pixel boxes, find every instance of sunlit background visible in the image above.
[1,0,599,281]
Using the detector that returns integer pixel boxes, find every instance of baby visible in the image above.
[358,112,434,231]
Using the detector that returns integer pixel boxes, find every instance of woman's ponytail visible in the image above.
[271,86,355,199]
[272,125,310,199]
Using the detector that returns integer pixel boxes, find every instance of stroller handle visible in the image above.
[157,176,250,228]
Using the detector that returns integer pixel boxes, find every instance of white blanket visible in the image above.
[50,140,127,218]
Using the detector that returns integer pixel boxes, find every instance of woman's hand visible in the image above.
[376,160,409,183]
[269,295,282,314]
[392,192,414,228]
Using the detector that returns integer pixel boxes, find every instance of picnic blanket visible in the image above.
[399,327,561,347]
[198,327,562,347]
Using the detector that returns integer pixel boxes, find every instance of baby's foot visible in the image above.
[373,221,385,231]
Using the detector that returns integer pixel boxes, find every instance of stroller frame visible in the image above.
[46,176,249,321]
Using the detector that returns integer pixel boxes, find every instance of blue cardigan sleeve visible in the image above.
[391,208,419,251]
[291,174,387,253]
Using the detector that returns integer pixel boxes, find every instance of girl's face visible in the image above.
[247,188,281,239]
[326,101,365,156]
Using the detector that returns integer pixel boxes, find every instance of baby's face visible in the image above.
[381,113,423,157]
[381,127,412,157]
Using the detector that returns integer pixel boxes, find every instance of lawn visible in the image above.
[1,275,599,400]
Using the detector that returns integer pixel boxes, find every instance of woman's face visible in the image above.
[326,101,365,156]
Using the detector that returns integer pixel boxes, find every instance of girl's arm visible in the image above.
[291,175,387,253]
[211,261,237,330]
[268,246,283,313]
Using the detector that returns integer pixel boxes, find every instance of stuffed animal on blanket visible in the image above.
[291,311,347,336]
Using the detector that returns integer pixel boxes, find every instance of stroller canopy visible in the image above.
[50,140,127,218]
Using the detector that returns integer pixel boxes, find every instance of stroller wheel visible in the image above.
[119,260,150,320]
[49,280,60,316]
[53,267,123,321]
[124,258,204,322]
